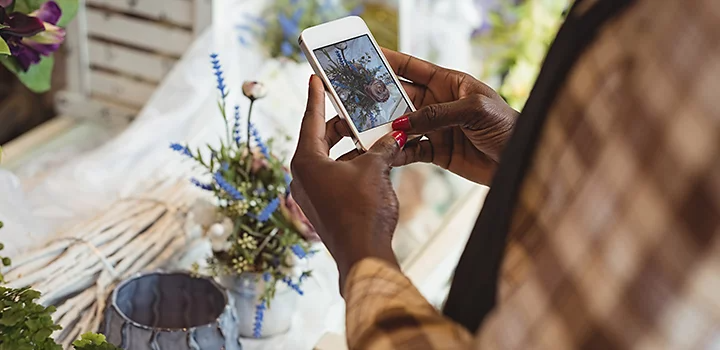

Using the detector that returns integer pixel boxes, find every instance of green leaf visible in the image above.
[55,0,79,27]
[0,38,11,56]
[0,55,53,93]
[12,0,44,13]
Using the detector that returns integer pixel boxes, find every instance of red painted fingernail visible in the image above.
[309,74,314,85]
[392,115,411,131]
[391,131,407,148]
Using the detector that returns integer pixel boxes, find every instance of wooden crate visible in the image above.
[57,0,212,125]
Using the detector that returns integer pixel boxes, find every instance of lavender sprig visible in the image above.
[169,143,192,157]
[214,171,244,200]
[250,123,271,159]
[282,277,304,296]
[233,105,242,146]
[290,244,307,259]
[190,178,213,191]
[253,301,266,338]
[210,53,227,98]
[256,197,280,222]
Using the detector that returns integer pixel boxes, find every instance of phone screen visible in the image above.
[314,35,412,132]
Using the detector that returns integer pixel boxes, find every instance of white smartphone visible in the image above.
[299,16,416,151]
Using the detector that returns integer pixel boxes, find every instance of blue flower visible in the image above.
[190,178,213,191]
[262,272,271,282]
[290,244,307,259]
[277,13,298,38]
[233,105,241,146]
[284,173,292,187]
[253,301,266,338]
[282,277,304,296]
[256,197,280,223]
[169,143,192,157]
[280,41,293,57]
[250,123,271,159]
[214,171,244,200]
[210,53,227,97]
[291,7,304,23]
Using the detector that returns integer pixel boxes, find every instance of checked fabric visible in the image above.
[343,0,720,349]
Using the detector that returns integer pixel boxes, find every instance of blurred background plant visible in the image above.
[473,0,571,110]
[236,0,398,63]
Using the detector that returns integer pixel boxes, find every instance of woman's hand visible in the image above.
[383,49,519,185]
[290,75,407,286]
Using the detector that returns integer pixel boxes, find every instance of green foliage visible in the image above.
[242,0,360,62]
[0,55,54,93]
[3,0,80,93]
[72,333,121,350]
[0,287,62,350]
[0,223,120,349]
[54,0,79,27]
[475,0,571,110]
[179,78,314,307]
[0,38,10,56]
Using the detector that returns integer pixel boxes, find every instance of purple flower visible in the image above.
[0,1,65,71]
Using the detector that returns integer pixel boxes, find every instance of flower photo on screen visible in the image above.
[315,35,411,132]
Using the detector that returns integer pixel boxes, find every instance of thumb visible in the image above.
[393,95,493,134]
[364,131,407,165]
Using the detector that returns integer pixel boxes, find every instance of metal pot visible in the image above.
[218,273,298,338]
[102,271,241,350]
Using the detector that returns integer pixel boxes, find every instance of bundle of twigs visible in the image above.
[2,179,204,348]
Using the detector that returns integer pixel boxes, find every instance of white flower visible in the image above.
[242,81,267,100]
[209,218,234,252]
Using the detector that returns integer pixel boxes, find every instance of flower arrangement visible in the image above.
[0,0,77,92]
[0,221,121,349]
[173,54,317,338]
[473,0,570,110]
[319,44,392,129]
[236,0,364,62]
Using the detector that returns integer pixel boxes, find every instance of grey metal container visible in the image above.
[101,271,241,350]
[218,273,298,338]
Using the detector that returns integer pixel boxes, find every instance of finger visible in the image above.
[400,80,426,107]
[392,140,434,166]
[336,149,361,161]
[297,75,328,156]
[363,131,407,165]
[394,95,489,134]
[382,48,441,86]
[324,115,352,150]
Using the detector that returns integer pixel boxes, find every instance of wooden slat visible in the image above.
[193,0,213,36]
[88,39,176,82]
[86,9,192,57]
[55,91,138,126]
[90,70,156,108]
[87,0,193,27]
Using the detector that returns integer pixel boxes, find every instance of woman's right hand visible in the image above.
[383,49,519,185]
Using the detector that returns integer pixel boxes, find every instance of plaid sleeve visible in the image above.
[344,258,474,350]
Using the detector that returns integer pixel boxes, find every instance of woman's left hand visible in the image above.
[290,75,407,286]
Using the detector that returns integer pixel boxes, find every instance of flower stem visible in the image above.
[247,99,255,153]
